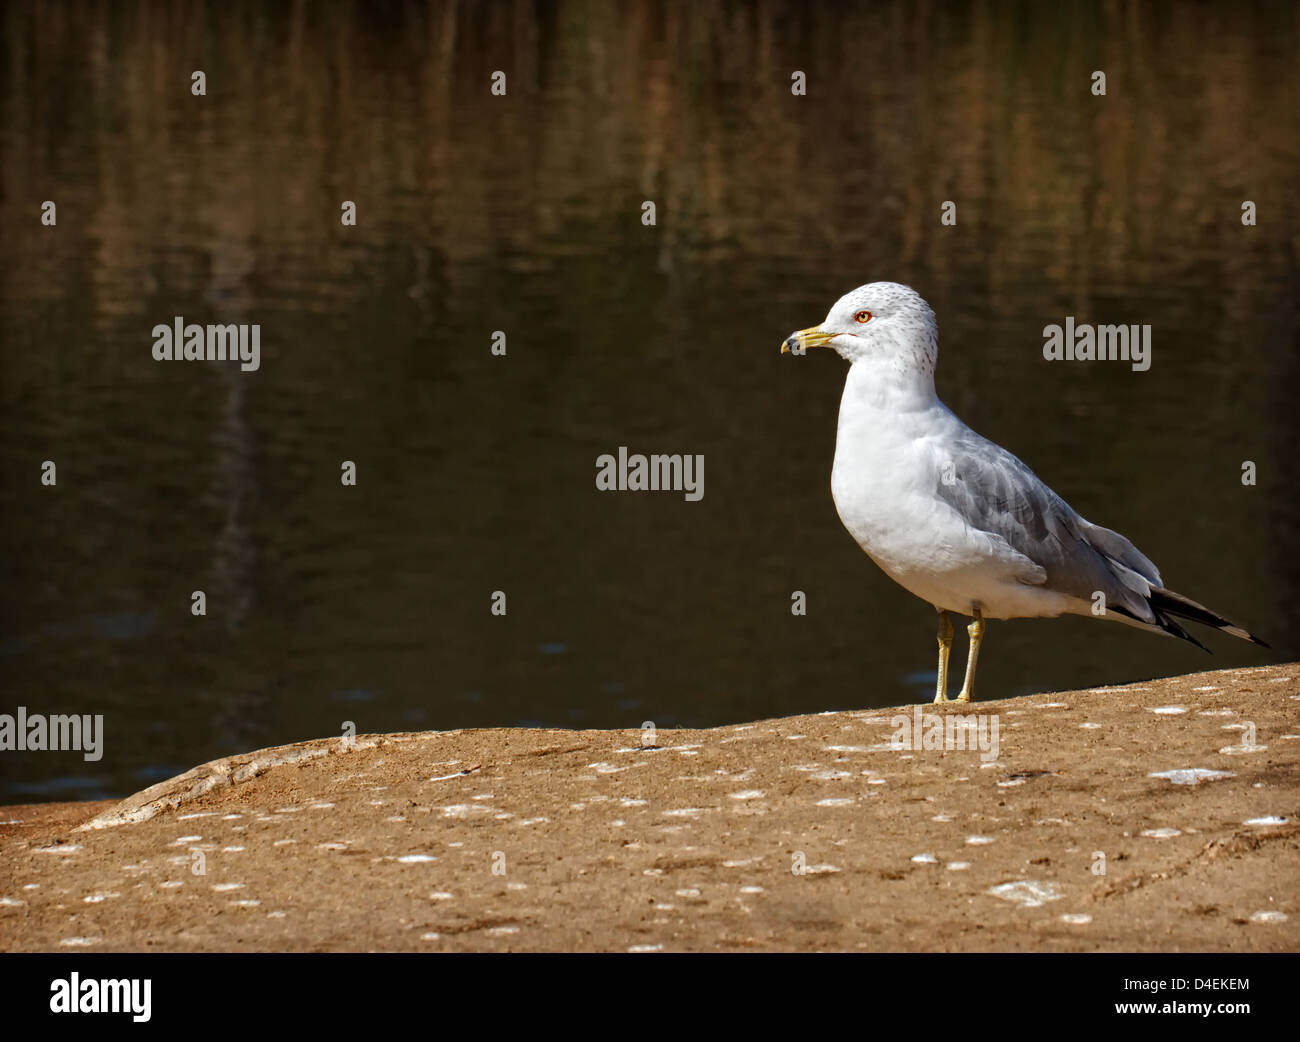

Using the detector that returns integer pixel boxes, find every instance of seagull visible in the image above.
[780,282,1268,704]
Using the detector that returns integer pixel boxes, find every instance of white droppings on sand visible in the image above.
[1219,741,1267,756]
[911,853,938,864]
[274,806,303,814]
[676,888,702,898]
[397,854,437,863]
[22,884,40,890]
[997,779,1026,788]
[1035,703,1069,709]
[723,858,757,868]
[212,883,245,892]
[810,770,852,781]
[965,835,995,845]
[804,864,841,875]
[1079,723,1101,729]
[931,814,953,822]
[816,798,855,807]
[267,911,287,919]
[222,846,245,853]
[663,808,706,818]
[1061,913,1092,925]
[83,893,118,903]
[517,817,549,826]
[429,892,454,901]
[739,885,764,894]
[1197,709,1235,717]
[1149,706,1186,715]
[1191,686,1220,692]
[310,803,335,810]
[159,881,183,889]
[989,880,1062,908]
[729,790,765,800]
[1249,911,1287,923]
[172,835,203,845]
[1243,816,1287,826]
[0,896,24,907]
[1148,768,1235,785]
[272,839,296,847]
[35,845,81,855]
[628,944,664,953]
[176,812,216,820]
[233,899,261,907]
[1140,828,1182,839]
[221,813,243,820]
[318,842,348,851]
[59,937,101,947]
[487,925,519,936]
[946,862,971,871]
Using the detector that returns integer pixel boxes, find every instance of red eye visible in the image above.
[854,310,872,323]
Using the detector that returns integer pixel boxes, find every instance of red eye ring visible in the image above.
[854,310,872,323]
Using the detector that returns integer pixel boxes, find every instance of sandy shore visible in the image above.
[2,664,1296,951]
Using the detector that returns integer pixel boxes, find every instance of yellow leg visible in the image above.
[932,610,953,704]
[955,608,985,703]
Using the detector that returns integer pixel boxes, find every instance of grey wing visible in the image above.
[933,425,1164,619]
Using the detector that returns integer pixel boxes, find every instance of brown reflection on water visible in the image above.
[1,1,1298,800]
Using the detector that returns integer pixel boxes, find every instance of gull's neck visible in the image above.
[840,359,942,419]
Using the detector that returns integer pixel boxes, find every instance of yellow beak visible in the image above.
[780,326,838,354]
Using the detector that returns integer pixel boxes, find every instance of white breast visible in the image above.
[829,364,1072,620]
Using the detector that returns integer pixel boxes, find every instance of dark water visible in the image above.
[2,2,1298,802]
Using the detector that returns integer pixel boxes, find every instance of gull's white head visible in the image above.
[781,282,938,379]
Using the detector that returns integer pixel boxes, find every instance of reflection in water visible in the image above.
[1,2,1297,800]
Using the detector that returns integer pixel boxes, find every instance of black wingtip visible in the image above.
[1149,587,1265,652]
[1158,609,1211,653]
[1177,624,1212,655]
